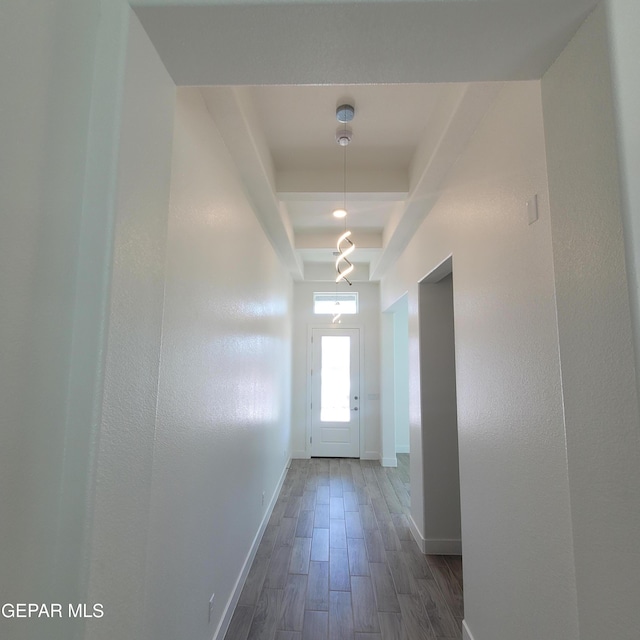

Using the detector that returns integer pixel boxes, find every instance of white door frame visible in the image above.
[305,323,365,458]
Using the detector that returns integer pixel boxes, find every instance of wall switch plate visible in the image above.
[208,594,215,624]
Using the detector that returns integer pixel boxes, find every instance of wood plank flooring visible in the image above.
[226,455,463,640]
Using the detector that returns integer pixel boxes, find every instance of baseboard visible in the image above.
[296,451,380,461]
[213,458,290,640]
[407,516,462,555]
[408,514,426,553]
[381,456,398,468]
[424,538,462,555]
[462,619,475,640]
[395,445,410,454]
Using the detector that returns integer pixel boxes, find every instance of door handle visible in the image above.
[352,407,358,411]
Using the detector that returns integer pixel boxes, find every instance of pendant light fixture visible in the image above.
[334,104,355,286]
[336,230,355,284]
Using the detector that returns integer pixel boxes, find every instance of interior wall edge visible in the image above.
[462,619,476,640]
[408,513,426,554]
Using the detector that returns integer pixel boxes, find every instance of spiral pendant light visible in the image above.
[335,230,355,285]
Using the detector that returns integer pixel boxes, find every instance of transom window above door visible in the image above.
[313,292,358,315]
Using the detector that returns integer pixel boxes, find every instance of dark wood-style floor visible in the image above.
[224,455,463,640]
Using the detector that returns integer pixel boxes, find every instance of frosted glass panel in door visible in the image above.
[310,327,360,458]
[320,336,351,422]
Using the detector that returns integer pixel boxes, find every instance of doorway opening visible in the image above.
[381,293,410,469]
[418,256,463,597]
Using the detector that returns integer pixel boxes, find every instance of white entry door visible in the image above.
[310,328,360,458]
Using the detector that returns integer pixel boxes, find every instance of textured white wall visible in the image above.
[380,312,396,466]
[381,82,579,640]
[0,2,103,639]
[542,5,640,639]
[291,282,380,459]
[84,10,176,640]
[606,0,640,408]
[143,88,292,640]
[393,297,410,453]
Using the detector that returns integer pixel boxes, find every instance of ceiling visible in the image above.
[201,82,504,281]
[254,84,444,279]
[135,0,599,282]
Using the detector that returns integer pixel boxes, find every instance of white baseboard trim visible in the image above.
[424,538,463,555]
[407,516,462,555]
[462,619,475,640]
[395,445,410,454]
[408,514,426,553]
[213,458,290,640]
[381,456,398,468]
[295,451,381,461]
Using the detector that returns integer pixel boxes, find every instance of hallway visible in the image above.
[225,456,463,639]
[6,3,640,639]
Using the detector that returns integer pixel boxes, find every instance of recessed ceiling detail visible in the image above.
[248,84,450,280]
[200,83,503,282]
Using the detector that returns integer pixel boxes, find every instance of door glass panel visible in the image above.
[320,336,351,422]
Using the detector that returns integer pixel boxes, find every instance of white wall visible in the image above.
[0,4,363,640]
[292,282,380,460]
[0,2,104,639]
[606,0,640,409]
[542,5,640,639]
[419,273,461,553]
[381,81,579,640]
[393,297,410,454]
[84,10,176,640]
[142,88,292,640]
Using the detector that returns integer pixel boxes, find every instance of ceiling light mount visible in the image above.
[336,104,355,124]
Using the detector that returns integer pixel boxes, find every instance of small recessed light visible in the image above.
[333,208,347,219]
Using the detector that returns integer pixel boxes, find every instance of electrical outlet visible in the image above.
[208,594,215,624]
[261,491,265,507]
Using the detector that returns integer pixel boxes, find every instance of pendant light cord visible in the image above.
[343,126,347,232]
[335,105,355,288]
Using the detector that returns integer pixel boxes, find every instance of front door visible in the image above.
[310,328,360,457]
